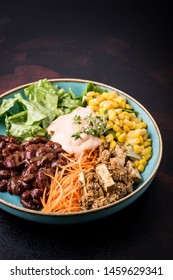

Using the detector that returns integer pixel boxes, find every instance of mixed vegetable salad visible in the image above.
[0,79,153,212]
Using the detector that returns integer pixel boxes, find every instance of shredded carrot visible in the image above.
[41,148,99,213]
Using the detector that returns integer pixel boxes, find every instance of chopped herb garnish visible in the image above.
[71,131,82,140]
[71,113,108,139]
[73,115,82,124]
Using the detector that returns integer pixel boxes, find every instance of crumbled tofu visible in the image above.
[126,145,141,160]
[96,163,115,192]
[114,143,127,166]
[126,160,142,183]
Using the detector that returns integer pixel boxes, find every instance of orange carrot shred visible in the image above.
[41,148,99,213]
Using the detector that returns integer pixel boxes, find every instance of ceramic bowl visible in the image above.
[0,79,163,224]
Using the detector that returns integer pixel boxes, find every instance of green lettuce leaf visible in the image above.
[24,79,59,128]
[5,115,47,142]
[0,97,18,116]
[14,93,47,125]
[83,82,108,94]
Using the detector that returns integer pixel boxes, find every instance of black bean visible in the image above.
[40,153,56,167]
[2,148,10,157]
[0,170,11,179]
[32,137,48,144]
[36,170,51,189]
[25,144,37,160]
[7,179,22,195]
[0,160,4,168]
[36,147,53,157]
[3,136,11,142]
[22,173,36,182]
[0,135,67,210]
[9,137,20,144]
[7,143,20,152]
[20,198,40,210]
[31,188,43,199]
[0,180,8,191]
[10,170,20,177]
[45,141,62,149]
[21,190,32,200]
[0,141,6,150]
[4,156,16,169]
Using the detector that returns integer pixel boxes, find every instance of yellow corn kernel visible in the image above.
[111,101,118,108]
[85,96,93,102]
[100,135,106,143]
[118,101,126,108]
[114,108,122,114]
[123,119,132,127]
[129,113,136,120]
[139,128,147,136]
[145,146,152,154]
[143,139,152,147]
[106,133,114,143]
[119,120,124,127]
[133,117,142,123]
[123,124,130,132]
[137,122,147,129]
[99,108,106,114]
[89,105,99,112]
[118,96,126,102]
[99,100,113,110]
[110,140,117,149]
[118,132,126,143]
[96,95,105,103]
[94,92,100,96]
[101,138,106,144]
[113,91,119,97]
[113,123,121,132]
[130,121,136,129]
[86,91,95,97]
[102,92,117,100]
[124,140,130,146]
[143,153,152,160]
[143,132,149,140]
[138,164,145,172]
[110,91,118,98]
[102,92,111,99]
[117,97,126,108]
[118,113,124,120]
[114,118,120,126]
[88,98,99,106]
[122,111,130,119]
[106,120,114,129]
[139,159,147,166]
[108,109,116,121]
[140,146,144,154]
[134,160,139,167]
[125,104,133,110]
[138,135,144,145]
[133,130,141,138]
[133,144,141,154]
[116,131,122,138]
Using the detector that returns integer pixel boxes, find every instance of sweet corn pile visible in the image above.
[85,91,152,173]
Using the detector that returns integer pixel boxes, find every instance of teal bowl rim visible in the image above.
[0,78,163,217]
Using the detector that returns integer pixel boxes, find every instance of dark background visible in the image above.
[0,0,173,260]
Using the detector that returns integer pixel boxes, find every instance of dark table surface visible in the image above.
[0,0,173,260]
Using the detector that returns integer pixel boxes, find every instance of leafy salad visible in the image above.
[0,79,106,142]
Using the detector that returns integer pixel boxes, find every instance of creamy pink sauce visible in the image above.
[46,107,102,156]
